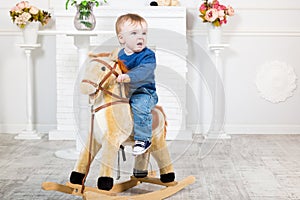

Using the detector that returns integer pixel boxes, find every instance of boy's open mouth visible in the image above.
[137,42,143,46]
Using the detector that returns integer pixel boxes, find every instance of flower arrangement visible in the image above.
[65,0,107,29]
[199,0,234,27]
[65,0,107,10]
[9,1,51,29]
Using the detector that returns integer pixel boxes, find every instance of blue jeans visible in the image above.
[129,88,158,141]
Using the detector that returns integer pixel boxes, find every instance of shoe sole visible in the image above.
[132,145,151,156]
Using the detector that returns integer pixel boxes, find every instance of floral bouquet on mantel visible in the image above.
[9,1,51,29]
[199,0,234,27]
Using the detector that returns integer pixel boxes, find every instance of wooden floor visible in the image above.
[0,134,299,200]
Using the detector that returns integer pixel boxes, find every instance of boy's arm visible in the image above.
[117,74,130,83]
[127,62,155,83]
[126,53,156,84]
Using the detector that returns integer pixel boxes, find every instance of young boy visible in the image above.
[115,13,158,156]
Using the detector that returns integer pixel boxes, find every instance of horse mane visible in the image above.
[155,105,168,138]
[117,59,129,74]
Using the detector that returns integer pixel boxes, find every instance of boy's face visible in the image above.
[118,21,148,54]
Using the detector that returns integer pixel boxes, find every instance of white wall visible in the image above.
[0,0,300,134]
[187,2,300,134]
[0,0,56,133]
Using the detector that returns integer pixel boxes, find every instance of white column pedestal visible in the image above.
[205,44,231,140]
[15,44,42,140]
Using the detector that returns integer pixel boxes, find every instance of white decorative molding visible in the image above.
[190,124,300,135]
[256,61,297,103]
[187,29,300,37]
[0,124,56,134]
[224,124,300,135]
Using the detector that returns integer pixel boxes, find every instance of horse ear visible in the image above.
[88,52,111,58]
[109,48,121,62]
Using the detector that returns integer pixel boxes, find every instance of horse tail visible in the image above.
[155,105,168,138]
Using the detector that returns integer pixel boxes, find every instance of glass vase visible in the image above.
[74,3,96,31]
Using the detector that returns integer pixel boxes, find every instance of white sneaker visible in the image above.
[133,140,152,156]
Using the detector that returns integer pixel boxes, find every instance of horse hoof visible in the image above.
[97,177,113,191]
[133,168,148,178]
[160,172,175,183]
[70,171,85,185]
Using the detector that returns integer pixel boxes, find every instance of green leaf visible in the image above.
[65,0,70,9]
[81,21,92,28]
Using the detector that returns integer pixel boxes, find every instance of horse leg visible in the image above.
[70,137,102,185]
[133,152,150,178]
[97,135,121,191]
[150,132,175,183]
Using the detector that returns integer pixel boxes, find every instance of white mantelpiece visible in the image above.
[48,7,191,142]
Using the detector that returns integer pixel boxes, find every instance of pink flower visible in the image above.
[205,8,218,22]
[16,1,30,9]
[212,0,219,9]
[220,18,227,25]
[218,5,227,10]
[226,5,235,16]
[199,3,207,14]
[9,1,52,28]
[218,10,225,18]
[29,6,39,15]
[198,0,234,27]
[10,6,22,13]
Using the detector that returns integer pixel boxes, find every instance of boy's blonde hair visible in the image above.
[115,13,147,35]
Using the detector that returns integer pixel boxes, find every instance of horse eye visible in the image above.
[101,66,106,71]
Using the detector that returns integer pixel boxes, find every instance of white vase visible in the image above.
[22,22,39,44]
[207,24,222,44]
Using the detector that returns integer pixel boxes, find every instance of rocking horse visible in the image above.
[42,49,195,199]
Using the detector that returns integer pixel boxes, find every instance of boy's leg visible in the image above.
[130,91,158,155]
[130,93,154,141]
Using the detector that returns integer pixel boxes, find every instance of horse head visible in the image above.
[80,49,125,98]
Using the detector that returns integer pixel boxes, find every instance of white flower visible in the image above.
[29,6,39,15]
[15,12,31,25]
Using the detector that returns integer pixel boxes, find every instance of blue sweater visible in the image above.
[118,47,156,95]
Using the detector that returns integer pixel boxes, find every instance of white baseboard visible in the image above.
[189,124,300,135]
[0,124,56,134]
[225,124,300,135]
[48,130,76,140]
[166,129,193,141]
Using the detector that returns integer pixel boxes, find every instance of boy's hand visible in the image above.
[117,74,130,83]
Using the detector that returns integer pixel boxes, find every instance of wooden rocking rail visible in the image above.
[42,175,195,200]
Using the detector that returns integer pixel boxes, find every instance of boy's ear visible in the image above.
[118,34,125,44]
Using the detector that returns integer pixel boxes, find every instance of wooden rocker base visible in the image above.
[42,175,195,200]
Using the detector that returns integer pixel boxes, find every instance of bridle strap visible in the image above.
[98,62,118,88]
[88,57,129,112]
[80,53,129,194]
[90,58,119,77]
[81,105,95,194]
[93,99,129,113]
[81,79,98,88]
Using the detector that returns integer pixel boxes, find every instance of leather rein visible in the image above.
[79,56,128,193]
[82,58,129,113]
